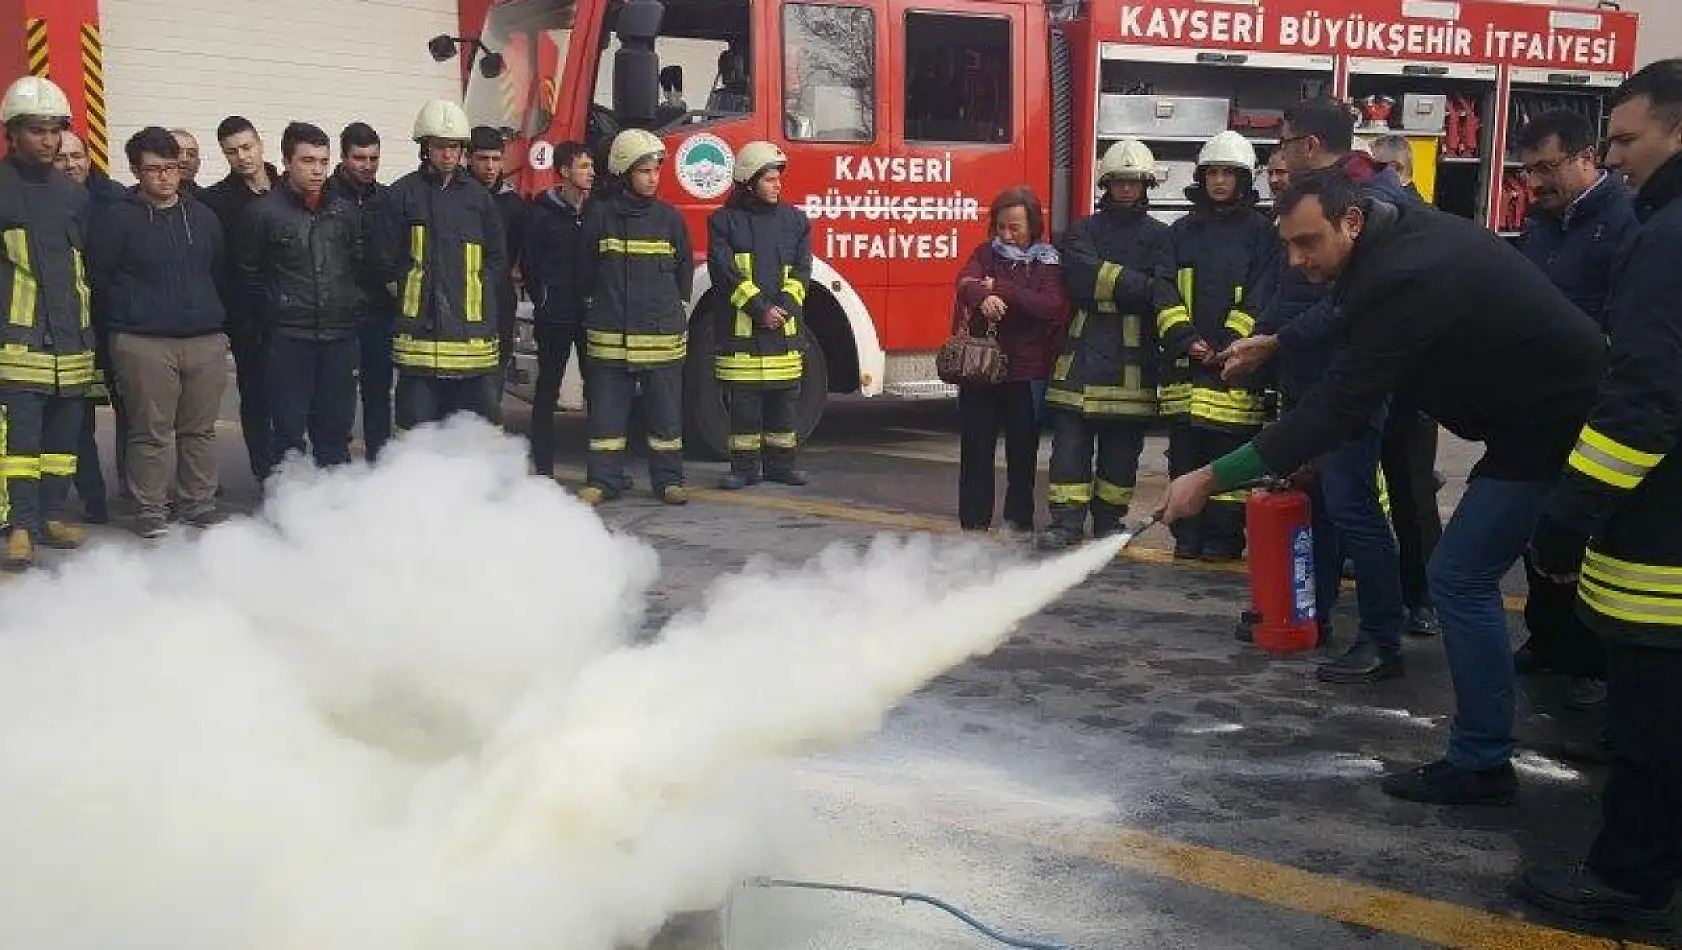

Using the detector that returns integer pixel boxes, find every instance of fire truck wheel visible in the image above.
[684,310,829,461]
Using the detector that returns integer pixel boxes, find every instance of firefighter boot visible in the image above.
[1037,507,1086,551]
[576,484,621,507]
[43,520,86,550]
[763,466,809,487]
[718,453,762,491]
[2,528,33,572]
[1091,500,1128,540]
[658,485,690,506]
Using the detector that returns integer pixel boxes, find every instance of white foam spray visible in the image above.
[0,419,1121,950]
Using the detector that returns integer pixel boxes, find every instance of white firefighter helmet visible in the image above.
[607,128,665,176]
[1197,130,1258,171]
[1098,139,1158,184]
[733,140,787,184]
[411,99,472,143]
[1,75,70,126]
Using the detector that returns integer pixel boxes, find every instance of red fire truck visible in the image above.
[447,0,1640,457]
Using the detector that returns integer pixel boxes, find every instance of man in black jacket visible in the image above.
[202,115,279,482]
[234,122,364,470]
[1517,59,1682,931]
[326,121,395,462]
[87,127,226,539]
[1163,170,1606,806]
[469,125,525,412]
[523,140,595,476]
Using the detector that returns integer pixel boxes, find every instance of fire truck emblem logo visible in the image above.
[675,133,734,199]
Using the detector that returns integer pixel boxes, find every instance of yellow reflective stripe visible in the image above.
[1051,353,1073,381]
[1579,551,1682,626]
[1159,382,1192,414]
[716,351,803,383]
[5,228,35,327]
[1579,578,1682,626]
[71,248,90,328]
[734,310,752,338]
[1048,482,1093,506]
[587,330,687,364]
[1095,261,1122,302]
[590,437,629,452]
[730,252,763,311]
[402,225,425,319]
[1583,549,1682,594]
[1157,305,1190,337]
[765,431,798,449]
[1122,314,1141,347]
[599,237,676,255]
[463,241,484,323]
[1176,267,1194,315]
[647,436,684,452]
[1568,426,1664,491]
[1094,480,1133,506]
[1191,387,1265,426]
[1069,311,1087,339]
[1094,301,1118,314]
[728,433,763,451]
[0,455,40,477]
[38,452,76,476]
[780,265,807,306]
[1210,490,1250,504]
[391,334,499,371]
[1233,284,1245,304]
[1224,308,1255,337]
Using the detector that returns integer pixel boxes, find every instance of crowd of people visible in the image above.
[0,77,816,569]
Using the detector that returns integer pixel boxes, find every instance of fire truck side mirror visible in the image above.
[613,0,664,128]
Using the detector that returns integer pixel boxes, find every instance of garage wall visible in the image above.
[99,0,461,184]
[1621,0,1682,65]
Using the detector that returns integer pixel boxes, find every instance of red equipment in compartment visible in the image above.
[1244,486,1319,654]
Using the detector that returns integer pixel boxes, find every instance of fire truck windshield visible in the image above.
[463,0,578,135]
[587,0,752,134]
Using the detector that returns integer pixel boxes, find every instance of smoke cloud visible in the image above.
[0,420,1120,950]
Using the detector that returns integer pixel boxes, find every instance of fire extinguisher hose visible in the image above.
[736,877,1075,949]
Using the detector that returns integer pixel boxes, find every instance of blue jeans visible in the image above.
[1429,477,1555,770]
[1311,418,1406,653]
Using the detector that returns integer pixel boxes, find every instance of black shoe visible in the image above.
[1316,641,1405,684]
[1092,520,1122,540]
[1381,758,1517,805]
[764,468,808,486]
[1037,525,1082,551]
[84,498,110,525]
[1514,644,1553,676]
[1566,677,1609,711]
[1234,610,1258,643]
[1517,864,1675,930]
[717,471,760,491]
[1406,606,1440,638]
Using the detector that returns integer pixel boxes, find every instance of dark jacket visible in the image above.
[1252,200,1605,482]
[84,169,127,216]
[374,165,508,377]
[325,166,394,313]
[581,188,692,368]
[1164,190,1274,429]
[234,182,365,343]
[1046,199,1167,414]
[1517,173,1639,331]
[1538,154,1682,648]
[523,186,592,324]
[0,158,96,394]
[707,192,813,387]
[86,190,225,339]
[490,180,525,332]
[954,239,1068,384]
[202,163,281,331]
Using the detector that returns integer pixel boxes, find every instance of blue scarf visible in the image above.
[991,237,1060,266]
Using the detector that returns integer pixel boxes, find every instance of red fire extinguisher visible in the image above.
[1242,483,1319,654]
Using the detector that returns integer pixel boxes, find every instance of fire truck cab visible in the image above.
[453,0,1640,458]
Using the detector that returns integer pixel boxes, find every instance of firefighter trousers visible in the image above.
[0,389,84,536]
[1586,642,1682,903]
[586,362,683,494]
[1047,410,1146,536]
[1170,422,1250,559]
[394,372,500,431]
[727,384,799,477]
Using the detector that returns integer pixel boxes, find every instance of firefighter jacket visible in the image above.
[234,183,365,343]
[325,166,395,313]
[1163,192,1274,430]
[581,189,693,369]
[0,157,95,395]
[1536,153,1682,649]
[523,187,591,325]
[375,165,507,377]
[1048,199,1178,419]
[706,192,810,387]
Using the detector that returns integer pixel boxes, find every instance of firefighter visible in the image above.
[0,75,95,572]
[1038,139,1180,549]
[374,100,508,429]
[1163,130,1274,561]
[1517,59,1682,928]
[706,141,812,490]
[577,128,693,507]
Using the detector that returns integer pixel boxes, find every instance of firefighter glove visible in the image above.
[1527,512,1589,581]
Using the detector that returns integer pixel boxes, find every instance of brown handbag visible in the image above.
[937,305,1011,386]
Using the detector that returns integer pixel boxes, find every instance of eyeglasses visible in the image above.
[135,163,180,177]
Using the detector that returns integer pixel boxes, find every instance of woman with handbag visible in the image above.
[950,186,1069,535]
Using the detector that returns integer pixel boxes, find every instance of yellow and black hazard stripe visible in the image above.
[80,23,107,172]
[25,17,49,78]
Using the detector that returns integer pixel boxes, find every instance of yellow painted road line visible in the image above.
[1038,826,1665,950]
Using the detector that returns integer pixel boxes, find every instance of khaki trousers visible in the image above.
[111,332,227,521]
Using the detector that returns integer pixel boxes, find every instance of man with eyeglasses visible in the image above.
[1511,108,1639,716]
